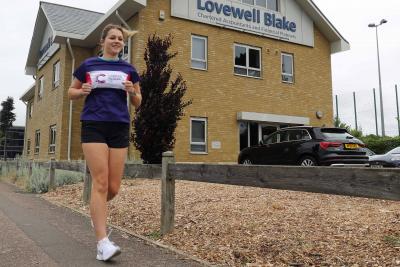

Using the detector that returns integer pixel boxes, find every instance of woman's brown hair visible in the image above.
[100,24,138,41]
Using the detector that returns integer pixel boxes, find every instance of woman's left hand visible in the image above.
[123,81,137,96]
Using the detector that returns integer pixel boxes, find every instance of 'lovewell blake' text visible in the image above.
[197,0,297,32]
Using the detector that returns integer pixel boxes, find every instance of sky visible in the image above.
[1,0,399,136]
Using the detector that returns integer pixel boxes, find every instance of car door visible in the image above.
[269,130,291,165]
[253,132,279,164]
[258,131,291,165]
[280,129,301,164]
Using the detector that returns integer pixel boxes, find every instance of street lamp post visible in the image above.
[368,19,387,136]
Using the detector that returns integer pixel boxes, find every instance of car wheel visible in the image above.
[242,158,253,165]
[299,156,317,166]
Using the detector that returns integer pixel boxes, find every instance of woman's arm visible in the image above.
[124,81,142,109]
[68,78,92,100]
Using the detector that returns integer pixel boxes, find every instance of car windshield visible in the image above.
[321,129,354,140]
[388,147,400,154]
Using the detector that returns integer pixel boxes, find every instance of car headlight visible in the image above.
[390,156,400,161]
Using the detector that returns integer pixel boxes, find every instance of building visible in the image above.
[0,126,25,159]
[20,0,349,162]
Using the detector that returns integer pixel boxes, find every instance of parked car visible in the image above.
[369,147,400,167]
[361,147,376,157]
[238,126,369,166]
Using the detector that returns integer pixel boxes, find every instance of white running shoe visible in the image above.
[96,238,121,261]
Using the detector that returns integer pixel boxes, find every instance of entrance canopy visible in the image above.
[237,111,310,125]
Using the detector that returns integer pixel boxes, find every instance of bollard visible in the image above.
[48,158,56,191]
[82,162,92,204]
[161,151,175,235]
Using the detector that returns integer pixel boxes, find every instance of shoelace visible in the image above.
[107,228,113,239]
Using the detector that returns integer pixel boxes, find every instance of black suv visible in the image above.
[238,126,368,166]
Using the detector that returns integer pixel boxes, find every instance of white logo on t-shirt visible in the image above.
[88,71,128,90]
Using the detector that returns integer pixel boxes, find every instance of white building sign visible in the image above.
[171,0,314,47]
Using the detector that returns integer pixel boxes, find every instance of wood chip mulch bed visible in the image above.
[43,179,400,266]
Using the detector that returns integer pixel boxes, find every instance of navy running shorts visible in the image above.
[81,121,130,148]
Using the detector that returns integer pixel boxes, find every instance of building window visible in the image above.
[281,53,294,83]
[190,118,207,153]
[38,76,44,100]
[120,43,129,61]
[53,61,60,88]
[49,125,56,153]
[28,102,33,118]
[27,139,31,155]
[267,0,279,11]
[234,44,261,78]
[191,35,207,70]
[241,0,279,11]
[34,130,40,154]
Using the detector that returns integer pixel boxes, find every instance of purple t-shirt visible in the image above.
[73,57,140,124]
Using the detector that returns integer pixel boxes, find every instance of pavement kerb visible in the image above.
[40,196,218,267]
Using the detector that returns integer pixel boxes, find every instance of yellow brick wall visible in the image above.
[61,46,92,160]
[127,0,333,163]
[24,45,92,160]
[25,47,66,160]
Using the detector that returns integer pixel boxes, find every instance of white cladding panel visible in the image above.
[171,0,314,47]
[40,23,53,48]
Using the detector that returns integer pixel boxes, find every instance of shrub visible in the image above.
[26,166,84,193]
[26,167,48,193]
[55,169,83,186]
[360,135,400,154]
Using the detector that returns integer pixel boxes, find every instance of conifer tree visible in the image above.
[132,34,192,164]
[0,97,16,137]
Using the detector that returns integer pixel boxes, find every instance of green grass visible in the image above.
[384,235,400,247]
[146,230,162,240]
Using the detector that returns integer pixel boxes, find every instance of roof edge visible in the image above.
[296,0,350,54]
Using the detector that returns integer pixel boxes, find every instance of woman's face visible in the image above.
[101,28,124,57]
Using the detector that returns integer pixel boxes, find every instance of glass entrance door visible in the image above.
[259,125,278,143]
[239,122,278,150]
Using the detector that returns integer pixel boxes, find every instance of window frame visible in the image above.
[267,0,279,11]
[191,35,208,71]
[234,43,262,79]
[27,139,31,155]
[48,125,56,154]
[241,0,279,11]
[28,101,33,118]
[53,60,60,89]
[281,52,294,84]
[190,117,208,154]
[38,76,44,100]
[34,130,40,154]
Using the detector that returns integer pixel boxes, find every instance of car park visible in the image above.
[238,126,369,166]
[369,147,400,168]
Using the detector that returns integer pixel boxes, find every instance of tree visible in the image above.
[132,34,192,164]
[0,97,16,137]
[0,97,16,160]
[333,117,350,131]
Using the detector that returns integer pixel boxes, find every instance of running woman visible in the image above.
[68,24,141,261]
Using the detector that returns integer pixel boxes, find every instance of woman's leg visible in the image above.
[83,143,109,241]
[107,148,128,201]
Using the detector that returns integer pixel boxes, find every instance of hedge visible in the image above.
[360,135,400,154]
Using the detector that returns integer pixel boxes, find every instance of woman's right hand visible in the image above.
[81,83,92,96]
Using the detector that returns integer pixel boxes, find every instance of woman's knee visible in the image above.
[92,176,109,194]
[108,183,120,198]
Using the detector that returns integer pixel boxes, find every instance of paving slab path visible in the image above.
[0,182,206,267]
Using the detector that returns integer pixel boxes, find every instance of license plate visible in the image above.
[344,143,359,149]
